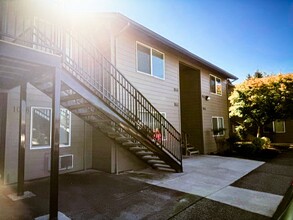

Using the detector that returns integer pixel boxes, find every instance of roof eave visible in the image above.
[103,13,238,80]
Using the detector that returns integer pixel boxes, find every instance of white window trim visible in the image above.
[210,74,222,96]
[30,106,71,150]
[59,154,74,171]
[30,107,52,149]
[136,42,165,80]
[212,116,225,136]
[273,120,286,133]
[60,108,72,147]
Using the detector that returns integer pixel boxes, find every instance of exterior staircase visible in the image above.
[186,145,199,156]
[0,6,183,172]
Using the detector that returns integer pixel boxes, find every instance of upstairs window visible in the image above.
[210,75,222,95]
[137,42,165,79]
[212,116,224,136]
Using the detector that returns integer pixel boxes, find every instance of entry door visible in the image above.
[0,93,7,184]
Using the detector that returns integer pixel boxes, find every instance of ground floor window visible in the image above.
[264,120,286,134]
[273,120,286,133]
[30,107,71,149]
[212,116,224,136]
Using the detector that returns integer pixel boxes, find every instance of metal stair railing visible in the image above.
[60,27,182,164]
[0,8,182,166]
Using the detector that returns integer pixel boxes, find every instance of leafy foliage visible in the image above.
[229,73,293,137]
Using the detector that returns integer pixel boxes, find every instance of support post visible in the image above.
[17,83,27,196]
[49,69,61,220]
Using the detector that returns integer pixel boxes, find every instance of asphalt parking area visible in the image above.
[0,150,292,219]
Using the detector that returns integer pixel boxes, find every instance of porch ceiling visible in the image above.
[0,41,61,90]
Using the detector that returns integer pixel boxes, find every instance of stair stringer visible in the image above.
[43,69,183,172]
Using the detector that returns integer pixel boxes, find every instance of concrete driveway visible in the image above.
[127,155,283,218]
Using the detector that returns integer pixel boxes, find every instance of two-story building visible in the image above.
[0,1,238,187]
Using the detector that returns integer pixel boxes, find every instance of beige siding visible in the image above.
[201,71,230,154]
[92,129,148,173]
[115,31,181,131]
[273,120,293,143]
[4,84,92,184]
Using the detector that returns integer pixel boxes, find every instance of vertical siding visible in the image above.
[4,84,92,184]
[92,129,148,173]
[201,71,229,154]
[115,31,181,131]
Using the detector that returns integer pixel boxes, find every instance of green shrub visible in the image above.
[252,137,265,149]
[261,137,271,149]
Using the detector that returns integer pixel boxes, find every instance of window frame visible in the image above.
[210,74,222,96]
[60,108,72,147]
[273,120,286,133]
[212,116,225,136]
[30,106,71,150]
[136,42,165,80]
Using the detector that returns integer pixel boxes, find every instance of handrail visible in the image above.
[0,5,182,164]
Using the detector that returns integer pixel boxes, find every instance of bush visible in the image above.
[261,137,271,149]
[252,137,271,149]
[252,137,265,149]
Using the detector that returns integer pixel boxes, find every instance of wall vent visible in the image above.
[47,154,74,171]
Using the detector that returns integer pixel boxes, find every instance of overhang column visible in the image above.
[49,68,61,220]
[17,83,27,196]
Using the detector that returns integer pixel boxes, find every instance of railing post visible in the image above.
[102,58,105,99]
[135,90,138,121]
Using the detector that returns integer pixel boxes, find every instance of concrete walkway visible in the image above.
[128,155,283,218]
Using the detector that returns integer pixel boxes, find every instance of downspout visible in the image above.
[112,21,130,175]
[83,121,86,171]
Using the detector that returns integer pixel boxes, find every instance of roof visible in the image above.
[99,12,238,80]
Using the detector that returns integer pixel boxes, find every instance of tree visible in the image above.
[229,73,293,138]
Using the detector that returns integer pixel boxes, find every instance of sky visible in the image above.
[60,0,293,83]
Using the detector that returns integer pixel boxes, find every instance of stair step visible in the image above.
[115,136,132,143]
[156,167,176,172]
[142,155,159,160]
[61,93,82,102]
[79,111,96,116]
[107,131,120,138]
[136,151,153,156]
[122,142,141,147]
[189,150,199,155]
[67,102,91,110]
[129,146,144,151]
[153,163,171,168]
[147,159,165,164]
